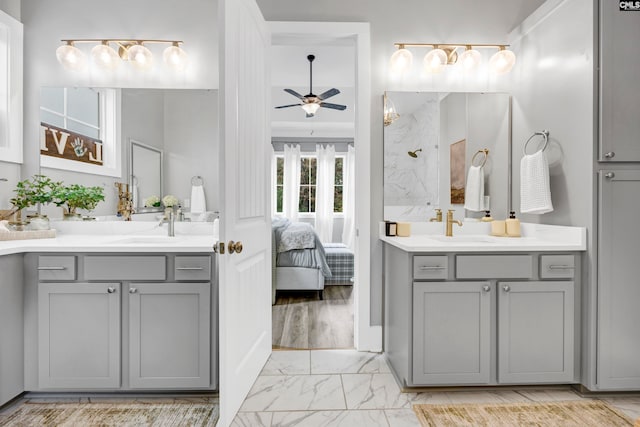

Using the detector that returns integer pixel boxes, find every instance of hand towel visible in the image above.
[464,165,485,212]
[190,184,207,222]
[520,150,553,214]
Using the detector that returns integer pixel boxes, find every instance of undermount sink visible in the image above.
[110,236,183,244]
[427,235,498,243]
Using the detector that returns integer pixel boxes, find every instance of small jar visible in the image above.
[27,213,50,231]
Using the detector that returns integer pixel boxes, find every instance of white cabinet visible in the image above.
[38,282,121,389]
[129,282,211,389]
[0,254,24,406]
[413,282,491,384]
[498,281,574,384]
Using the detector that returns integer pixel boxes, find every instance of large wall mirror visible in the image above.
[383,92,511,221]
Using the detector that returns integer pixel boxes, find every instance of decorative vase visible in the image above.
[27,213,50,230]
[7,210,29,231]
[63,213,83,221]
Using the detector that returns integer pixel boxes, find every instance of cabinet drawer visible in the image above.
[413,256,448,280]
[456,255,533,279]
[175,256,211,280]
[84,256,166,280]
[540,255,575,279]
[38,256,76,281]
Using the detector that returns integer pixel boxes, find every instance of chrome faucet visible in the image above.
[445,209,463,237]
[159,210,175,237]
[429,208,443,222]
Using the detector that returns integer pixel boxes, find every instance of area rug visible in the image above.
[413,400,634,427]
[0,401,219,426]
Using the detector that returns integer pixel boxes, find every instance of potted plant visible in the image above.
[5,175,61,227]
[53,184,105,220]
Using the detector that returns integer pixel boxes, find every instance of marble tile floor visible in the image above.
[232,349,640,427]
[272,285,353,350]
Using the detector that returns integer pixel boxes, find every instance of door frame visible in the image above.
[269,21,379,351]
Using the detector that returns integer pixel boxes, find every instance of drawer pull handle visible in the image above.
[548,265,574,270]
[482,285,491,293]
[107,287,116,294]
[37,266,67,271]
[503,285,511,292]
[419,266,445,271]
[129,287,138,294]
[176,267,204,271]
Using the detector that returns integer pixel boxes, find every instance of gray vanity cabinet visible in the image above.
[38,282,121,389]
[0,254,24,407]
[413,281,492,385]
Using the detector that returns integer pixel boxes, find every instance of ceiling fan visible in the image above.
[275,54,347,118]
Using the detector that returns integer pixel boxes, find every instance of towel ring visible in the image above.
[523,130,550,155]
[191,175,203,186]
[471,149,489,168]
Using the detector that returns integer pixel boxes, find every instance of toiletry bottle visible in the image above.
[506,211,521,237]
[480,211,493,222]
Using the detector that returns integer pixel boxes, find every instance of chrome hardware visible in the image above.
[37,266,67,271]
[107,287,116,294]
[502,285,511,292]
[176,267,204,271]
[419,266,445,271]
[605,172,615,179]
[129,287,138,294]
[228,240,243,254]
[429,208,443,223]
[445,210,463,237]
[548,265,575,270]
[482,285,491,292]
[604,151,615,159]
[158,210,175,236]
[213,242,225,254]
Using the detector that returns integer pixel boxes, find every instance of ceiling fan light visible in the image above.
[301,102,320,115]
[56,41,87,71]
[459,46,481,72]
[390,47,413,74]
[423,48,448,73]
[91,41,121,70]
[128,43,154,71]
[489,47,516,75]
[163,43,188,71]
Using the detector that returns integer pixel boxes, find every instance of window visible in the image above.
[274,154,344,214]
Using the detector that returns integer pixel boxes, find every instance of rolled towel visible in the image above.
[520,150,553,214]
[464,165,485,212]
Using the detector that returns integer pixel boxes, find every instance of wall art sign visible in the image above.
[40,122,104,166]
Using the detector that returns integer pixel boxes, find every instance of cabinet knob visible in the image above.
[604,172,615,179]
[107,287,116,294]
[604,151,615,159]
[129,287,138,294]
[502,285,511,292]
[482,285,490,293]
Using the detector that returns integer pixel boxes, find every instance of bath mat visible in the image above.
[0,400,219,426]
[413,400,633,427]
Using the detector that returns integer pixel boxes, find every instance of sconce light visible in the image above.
[390,43,516,75]
[383,93,399,127]
[56,39,188,72]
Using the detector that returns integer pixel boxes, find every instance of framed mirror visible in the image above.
[130,140,163,212]
[383,91,511,221]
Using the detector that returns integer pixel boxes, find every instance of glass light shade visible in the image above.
[91,43,121,70]
[489,48,516,75]
[459,48,481,71]
[56,43,87,71]
[128,44,154,70]
[423,48,448,73]
[383,95,399,126]
[389,48,413,74]
[301,102,320,115]
[163,44,188,71]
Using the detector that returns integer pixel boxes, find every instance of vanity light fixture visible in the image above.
[389,43,516,75]
[56,39,188,72]
[383,92,399,127]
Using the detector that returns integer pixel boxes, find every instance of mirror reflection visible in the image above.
[130,140,163,211]
[383,92,511,222]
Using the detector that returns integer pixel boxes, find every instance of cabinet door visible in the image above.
[498,281,574,384]
[413,281,492,385]
[598,170,640,389]
[38,283,120,389]
[599,0,640,161]
[129,282,210,388]
[0,255,24,405]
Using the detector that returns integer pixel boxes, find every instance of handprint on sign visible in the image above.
[71,138,87,157]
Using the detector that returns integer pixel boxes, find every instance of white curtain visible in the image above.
[315,144,335,243]
[283,144,301,221]
[342,144,356,250]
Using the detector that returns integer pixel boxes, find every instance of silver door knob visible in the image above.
[129,287,138,294]
[502,285,511,292]
[107,287,116,294]
[482,285,490,293]
[605,172,615,179]
[604,151,615,159]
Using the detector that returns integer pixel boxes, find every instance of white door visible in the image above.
[218,0,271,425]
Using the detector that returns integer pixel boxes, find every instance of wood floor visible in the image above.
[272,285,354,350]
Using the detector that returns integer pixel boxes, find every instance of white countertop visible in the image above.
[0,220,218,256]
[379,221,586,252]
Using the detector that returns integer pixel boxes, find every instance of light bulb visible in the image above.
[423,48,448,73]
[459,46,481,72]
[128,44,153,70]
[389,47,413,74]
[163,43,188,71]
[56,42,87,71]
[91,42,121,70]
[489,48,516,75]
[301,103,320,115]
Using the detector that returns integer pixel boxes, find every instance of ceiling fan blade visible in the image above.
[275,103,303,109]
[320,102,347,111]
[284,88,305,100]
[317,88,340,100]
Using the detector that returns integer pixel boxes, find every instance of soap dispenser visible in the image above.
[506,211,521,237]
[480,211,493,222]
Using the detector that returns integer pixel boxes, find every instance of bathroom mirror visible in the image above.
[383,91,511,221]
[130,140,163,211]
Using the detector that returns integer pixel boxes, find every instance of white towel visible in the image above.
[520,150,553,214]
[190,184,207,214]
[464,165,485,212]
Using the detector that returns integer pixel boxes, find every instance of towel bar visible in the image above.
[471,149,489,168]
[523,130,550,155]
